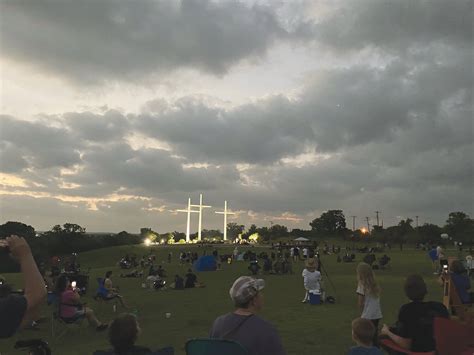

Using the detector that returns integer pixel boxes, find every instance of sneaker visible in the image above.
[96,324,108,331]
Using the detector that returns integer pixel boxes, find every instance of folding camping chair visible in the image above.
[433,317,474,355]
[47,292,86,338]
[93,277,119,312]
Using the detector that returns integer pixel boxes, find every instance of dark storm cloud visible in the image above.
[0,0,294,83]
[0,0,472,231]
[136,95,310,164]
[135,52,472,162]
[313,0,472,51]
[64,110,130,142]
[0,115,82,170]
[62,142,240,198]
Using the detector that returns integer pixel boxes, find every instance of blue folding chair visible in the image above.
[185,338,248,355]
[94,278,118,311]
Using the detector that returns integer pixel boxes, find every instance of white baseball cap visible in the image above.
[229,276,265,304]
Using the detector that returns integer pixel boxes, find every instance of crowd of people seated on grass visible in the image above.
[1,235,473,355]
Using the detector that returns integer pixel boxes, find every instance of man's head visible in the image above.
[105,271,113,279]
[109,313,140,352]
[404,274,427,301]
[351,317,375,346]
[229,276,265,311]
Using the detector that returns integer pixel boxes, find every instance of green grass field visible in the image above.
[1,244,462,355]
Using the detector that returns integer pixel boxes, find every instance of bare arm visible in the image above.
[381,324,412,350]
[6,235,47,324]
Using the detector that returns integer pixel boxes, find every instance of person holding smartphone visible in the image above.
[0,235,47,338]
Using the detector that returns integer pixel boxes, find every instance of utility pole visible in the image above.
[375,211,380,227]
[351,216,356,231]
[415,215,419,228]
[365,217,371,233]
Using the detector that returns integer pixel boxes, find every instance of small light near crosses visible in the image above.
[144,238,152,246]
[361,227,368,234]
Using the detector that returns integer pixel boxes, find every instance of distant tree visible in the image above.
[370,225,386,242]
[416,223,443,244]
[310,210,347,236]
[201,229,223,239]
[172,231,186,241]
[256,226,271,241]
[62,223,86,234]
[243,224,258,239]
[227,223,245,240]
[269,224,289,239]
[140,228,152,236]
[445,211,474,243]
[0,221,36,238]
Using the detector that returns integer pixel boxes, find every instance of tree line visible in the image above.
[0,210,472,272]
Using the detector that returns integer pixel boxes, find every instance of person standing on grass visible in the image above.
[209,276,285,355]
[356,263,382,346]
[301,258,321,303]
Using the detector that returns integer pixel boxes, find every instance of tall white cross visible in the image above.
[215,200,235,241]
[190,194,211,241]
[176,198,199,242]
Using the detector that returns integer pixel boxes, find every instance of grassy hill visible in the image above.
[1,243,457,355]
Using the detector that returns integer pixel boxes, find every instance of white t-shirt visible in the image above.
[302,269,321,292]
[356,283,382,320]
[302,248,308,257]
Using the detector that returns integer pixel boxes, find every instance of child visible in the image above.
[356,263,382,344]
[349,318,383,354]
[301,258,321,303]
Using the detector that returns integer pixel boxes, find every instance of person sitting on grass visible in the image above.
[104,271,129,309]
[209,276,285,355]
[55,274,108,331]
[184,269,205,288]
[108,313,151,355]
[380,274,449,353]
[171,275,184,290]
[349,318,383,355]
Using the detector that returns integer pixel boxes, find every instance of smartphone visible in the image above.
[71,281,77,290]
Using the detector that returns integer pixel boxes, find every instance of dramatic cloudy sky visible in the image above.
[0,0,472,233]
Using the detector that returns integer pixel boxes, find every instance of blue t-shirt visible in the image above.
[348,345,383,355]
[451,273,471,303]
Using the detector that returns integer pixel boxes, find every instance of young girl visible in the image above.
[301,258,321,303]
[356,263,382,344]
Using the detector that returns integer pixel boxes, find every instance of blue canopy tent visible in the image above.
[194,255,217,272]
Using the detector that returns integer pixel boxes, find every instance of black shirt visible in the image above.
[0,295,27,338]
[396,301,449,352]
[184,273,197,288]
